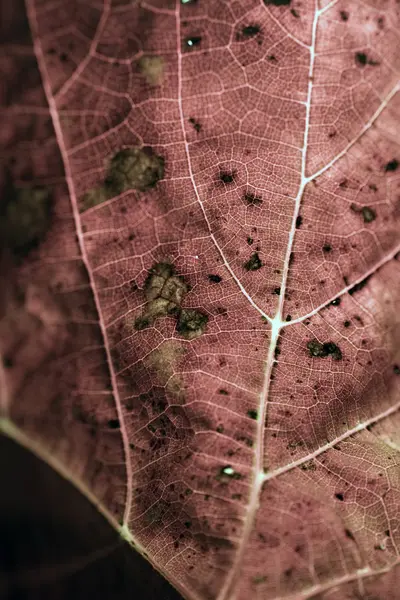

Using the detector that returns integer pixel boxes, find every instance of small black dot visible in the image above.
[330,298,341,306]
[220,171,235,184]
[323,244,332,253]
[273,287,281,296]
[394,365,400,375]
[108,419,120,429]
[344,320,351,328]
[285,315,292,322]
[384,159,399,172]
[296,215,302,228]
[188,117,201,132]
[241,24,260,38]
[340,10,349,21]
[208,274,222,283]
[335,493,344,501]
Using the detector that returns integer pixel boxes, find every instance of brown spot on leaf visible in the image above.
[244,253,263,271]
[307,340,342,360]
[384,159,399,172]
[176,308,208,340]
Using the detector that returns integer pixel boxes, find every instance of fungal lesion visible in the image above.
[134,261,208,339]
[81,146,165,211]
[137,55,164,86]
[307,340,342,360]
[244,252,263,271]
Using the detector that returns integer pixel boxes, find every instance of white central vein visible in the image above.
[216,5,320,599]
[25,0,133,525]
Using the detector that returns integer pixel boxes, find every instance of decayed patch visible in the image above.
[134,262,208,339]
[138,55,165,86]
[144,340,186,398]
[176,308,208,340]
[81,146,165,211]
[307,340,342,360]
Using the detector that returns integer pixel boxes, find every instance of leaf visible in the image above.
[1,1,400,599]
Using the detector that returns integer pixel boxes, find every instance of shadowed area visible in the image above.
[0,434,183,600]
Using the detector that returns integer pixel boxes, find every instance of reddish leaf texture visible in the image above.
[1,0,400,599]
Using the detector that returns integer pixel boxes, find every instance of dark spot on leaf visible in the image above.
[208,274,222,283]
[220,171,235,184]
[384,159,399,172]
[296,215,302,228]
[323,244,332,253]
[244,192,262,205]
[264,0,291,5]
[104,147,164,195]
[273,287,281,296]
[244,253,263,271]
[393,365,400,375]
[361,207,376,223]
[185,36,202,49]
[345,529,355,540]
[219,389,229,395]
[348,275,371,295]
[355,52,379,67]
[241,24,261,38]
[339,179,348,188]
[247,409,258,420]
[290,8,300,17]
[307,340,342,360]
[247,236,253,245]
[335,492,344,501]
[340,10,349,21]
[108,419,120,429]
[176,308,208,340]
[268,55,277,62]
[344,320,351,328]
[285,315,292,322]
[216,425,224,433]
[60,53,68,62]
[330,298,341,306]
[189,117,201,132]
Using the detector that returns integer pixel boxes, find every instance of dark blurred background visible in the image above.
[0,434,183,600]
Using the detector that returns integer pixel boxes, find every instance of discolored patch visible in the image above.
[354,52,379,67]
[264,0,291,5]
[138,55,165,86]
[81,186,109,211]
[134,262,189,330]
[176,308,208,340]
[219,171,236,184]
[104,147,165,195]
[247,409,258,420]
[384,159,398,172]
[243,192,262,206]
[307,340,342,360]
[238,24,261,40]
[188,117,201,132]
[208,274,222,283]
[244,253,263,271]
[350,203,376,223]
[1,182,52,258]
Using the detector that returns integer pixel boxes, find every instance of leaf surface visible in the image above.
[1,1,400,599]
